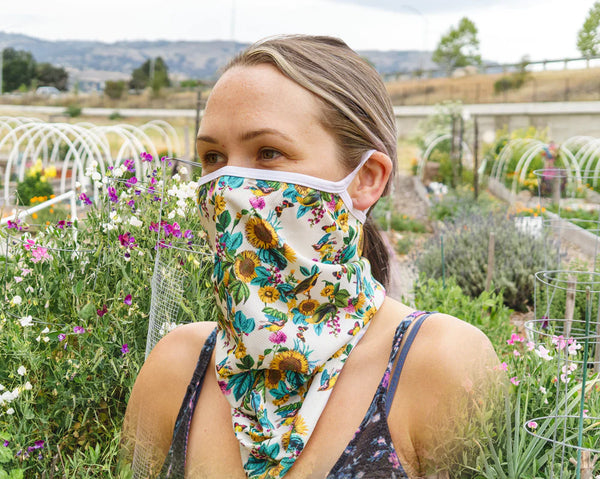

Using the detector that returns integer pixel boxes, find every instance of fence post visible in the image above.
[474,116,479,200]
[564,276,576,338]
[486,232,495,290]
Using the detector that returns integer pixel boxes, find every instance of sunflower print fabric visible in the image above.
[197,171,386,479]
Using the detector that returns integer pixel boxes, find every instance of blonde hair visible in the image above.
[225,35,397,286]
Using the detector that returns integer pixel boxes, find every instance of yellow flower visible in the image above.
[281,243,297,262]
[258,286,280,303]
[292,414,308,436]
[234,251,260,282]
[271,350,309,373]
[214,195,226,215]
[264,368,283,389]
[354,292,366,310]
[337,212,349,232]
[273,394,290,406]
[234,341,247,359]
[320,285,335,298]
[32,213,38,220]
[45,165,57,178]
[363,306,376,324]
[246,217,279,249]
[298,299,319,316]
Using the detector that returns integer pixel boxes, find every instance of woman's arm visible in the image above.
[391,313,503,477]
[120,322,216,476]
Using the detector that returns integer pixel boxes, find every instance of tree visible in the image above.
[577,1,600,66]
[432,17,482,75]
[104,80,126,99]
[129,57,171,93]
[36,62,69,91]
[1,47,37,92]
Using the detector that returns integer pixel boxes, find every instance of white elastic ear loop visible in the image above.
[338,149,377,190]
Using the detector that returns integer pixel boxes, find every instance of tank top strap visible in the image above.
[159,327,217,478]
[384,311,435,416]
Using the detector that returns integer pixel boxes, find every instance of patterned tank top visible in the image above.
[160,310,433,478]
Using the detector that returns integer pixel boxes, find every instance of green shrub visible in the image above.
[417,211,553,311]
[15,171,54,206]
[1,157,216,476]
[64,104,82,118]
[413,275,513,352]
[429,186,501,222]
[104,80,126,100]
[394,235,413,255]
[109,111,123,121]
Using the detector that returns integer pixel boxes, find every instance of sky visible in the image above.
[1,0,595,64]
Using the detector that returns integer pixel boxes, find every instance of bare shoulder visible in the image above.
[393,311,502,474]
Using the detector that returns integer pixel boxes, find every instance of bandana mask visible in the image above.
[196,150,386,478]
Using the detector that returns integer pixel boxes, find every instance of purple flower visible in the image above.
[140,152,153,162]
[123,158,135,172]
[97,304,108,317]
[123,294,132,305]
[184,229,193,239]
[118,232,137,249]
[250,196,265,210]
[58,333,66,342]
[107,186,119,203]
[29,441,44,451]
[541,315,549,329]
[127,199,136,208]
[56,220,72,229]
[126,176,138,188]
[160,156,168,162]
[2,440,9,447]
[269,331,287,344]
[149,222,159,233]
[79,193,92,205]
[7,219,23,230]
[121,344,129,354]
[73,326,86,334]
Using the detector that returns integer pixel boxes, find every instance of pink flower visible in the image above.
[31,247,51,263]
[552,335,567,351]
[73,326,86,334]
[123,294,132,306]
[23,239,36,251]
[507,333,524,345]
[250,196,265,210]
[121,344,129,354]
[218,380,231,395]
[535,345,553,361]
[497,362,508,372]
[513,350,521,357]
[97,304,108,317]
[269,331,287,344]
[526,341,535,351]
[58,333,66,341]
[79,193,92,205]
[527,421,538,429]
[510,376,520,386]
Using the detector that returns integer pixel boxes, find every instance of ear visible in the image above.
[347,151,393,212]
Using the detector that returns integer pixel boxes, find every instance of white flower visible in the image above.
[41,327,50,334]
[179,166,188,176]
[176,208,185,217]
[43,336,50,343]
[25,286,34,294]
[129,216,143,228]
[113,165,125,178]
[19,315,33,327]
[0,384,4,391]
[568,341,581,355]
[6,408,14,415]
[159,321,179,337]
[12,295,22,306]
[91,171,101,182]
[109,211,122,223]
[539,386,547,394]
[24,382,32,391]
[535,345,553,361]
[14,276,23,283]
[167,211,176,220]
[75,181,82,188]
[172,173,181,182]
[17,366,27,376]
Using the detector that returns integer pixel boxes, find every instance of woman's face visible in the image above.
[197,64,348,181]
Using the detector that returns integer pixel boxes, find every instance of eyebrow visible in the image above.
[196,128,294,145]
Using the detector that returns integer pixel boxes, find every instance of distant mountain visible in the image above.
[0,32,437,90]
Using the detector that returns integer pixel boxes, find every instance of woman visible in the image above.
[123,35,500,478]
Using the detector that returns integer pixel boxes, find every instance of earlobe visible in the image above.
[349,151,393,212]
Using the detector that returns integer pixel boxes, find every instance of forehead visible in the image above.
[202,64,323,129]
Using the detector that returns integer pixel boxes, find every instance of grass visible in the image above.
[385,66,600,105]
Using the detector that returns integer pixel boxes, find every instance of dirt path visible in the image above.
[380,173,430,304]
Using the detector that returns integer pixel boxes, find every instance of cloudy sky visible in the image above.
[2,0,595,63]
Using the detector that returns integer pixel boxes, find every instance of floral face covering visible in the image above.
[196,150,386,478]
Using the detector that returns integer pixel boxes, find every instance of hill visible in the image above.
[0,32,436,89]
